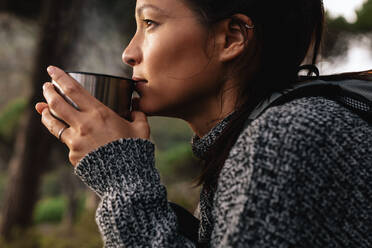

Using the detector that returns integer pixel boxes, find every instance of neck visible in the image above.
[187,111,233,138]
[185,82,240,138]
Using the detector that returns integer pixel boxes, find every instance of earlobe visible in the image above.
[218,14,254,63]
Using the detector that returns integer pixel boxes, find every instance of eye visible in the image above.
[143,19,157,28]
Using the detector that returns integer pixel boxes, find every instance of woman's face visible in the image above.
[123,0,225,119]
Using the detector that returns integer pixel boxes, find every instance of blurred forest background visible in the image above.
[0,0,371,247]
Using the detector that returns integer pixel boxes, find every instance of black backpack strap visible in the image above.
[243,79,372,128]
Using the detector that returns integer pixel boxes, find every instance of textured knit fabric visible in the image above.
[75,96,372,247]
[191,111,235,160]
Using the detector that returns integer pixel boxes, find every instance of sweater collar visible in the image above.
[191,112,235,160]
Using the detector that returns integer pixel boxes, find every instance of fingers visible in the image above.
[35,102,48,115]
[43,82,79,126]
[131,110,150,139]
[40,107,71,143]
[131,110,147,123]
[47,66,99,111]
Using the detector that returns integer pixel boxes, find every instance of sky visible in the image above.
[323,0,366,22]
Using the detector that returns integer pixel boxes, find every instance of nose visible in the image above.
[122,35,142,67]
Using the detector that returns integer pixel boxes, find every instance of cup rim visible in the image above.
[66,71,134,82]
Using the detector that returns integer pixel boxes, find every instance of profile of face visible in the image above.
[122,0,226,120]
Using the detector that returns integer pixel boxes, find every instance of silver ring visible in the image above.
[58,126,67,141]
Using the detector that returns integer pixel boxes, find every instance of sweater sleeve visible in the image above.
[74,138,196,248]
[210,97,372,247]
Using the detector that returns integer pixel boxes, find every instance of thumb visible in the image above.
[131,110,148,123]
[130,111,150,139]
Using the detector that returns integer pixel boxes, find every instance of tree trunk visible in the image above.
[0,136,12,169]
[0,0,84,240]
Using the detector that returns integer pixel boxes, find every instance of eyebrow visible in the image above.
[136,4,168,17]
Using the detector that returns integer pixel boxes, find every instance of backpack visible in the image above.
[246,74,372,125]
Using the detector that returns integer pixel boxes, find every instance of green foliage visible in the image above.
[38,210,103,248]
[33,197,67,224]
[325,0,372,33]
[157,143,191,167]
[149,117,193,151]
[33,194,86,225]
[40,173,62,197]
[0,210,102,248]
[0,228,42,248]
[150,117,200,210]
[155,143,201,211]
[0,98,27,142]
[355,0,372,32]
[156,143,197,178]
[326,14,353,32]
[323,1,372,58]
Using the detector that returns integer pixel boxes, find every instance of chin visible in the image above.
[138,100,178,118]
[137,99,161,116]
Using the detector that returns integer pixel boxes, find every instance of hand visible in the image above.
[35,66,150,167]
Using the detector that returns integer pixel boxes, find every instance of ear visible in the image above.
[215,14,255,63]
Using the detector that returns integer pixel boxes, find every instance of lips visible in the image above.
[132,76,148,84]
[132,77,147,95]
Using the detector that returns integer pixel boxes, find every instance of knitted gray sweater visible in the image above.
[75,97,372,247]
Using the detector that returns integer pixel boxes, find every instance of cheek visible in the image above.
[145,38,215,102]
[144,29,211,80]
[139,27,221,116]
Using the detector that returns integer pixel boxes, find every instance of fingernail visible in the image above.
[43,82,51,91]
[47,66,55,76]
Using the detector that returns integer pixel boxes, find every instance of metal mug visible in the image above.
[52,71,135,120]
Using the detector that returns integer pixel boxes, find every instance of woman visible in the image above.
[35,0,372,247]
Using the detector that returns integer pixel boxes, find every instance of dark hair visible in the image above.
[182,0,371,191]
